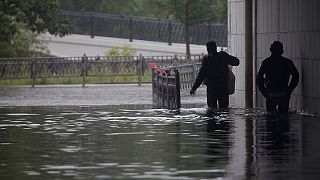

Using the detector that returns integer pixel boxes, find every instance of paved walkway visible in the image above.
[0,84,206,107]
[41,34,208,57]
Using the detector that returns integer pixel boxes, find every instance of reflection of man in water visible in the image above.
[190,41,239,113]
[257,41,299,113]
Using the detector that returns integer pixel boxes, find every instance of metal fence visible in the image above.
[0,55,203,87]
[168,62,202,90]
[151,68,181,110]
[62,11,227,46]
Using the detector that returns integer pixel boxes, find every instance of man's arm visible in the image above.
[288,62,299,94]
[220,51,240,66]
[190,59,206,94]
[257,63,267,97]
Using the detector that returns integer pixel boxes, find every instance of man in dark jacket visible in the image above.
[190,41,240,112]
[257,41,299,113]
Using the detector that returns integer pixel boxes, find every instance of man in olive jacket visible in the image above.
[257,41,299,113]
[190,41,239,112]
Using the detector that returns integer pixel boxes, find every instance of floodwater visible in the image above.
[1,105,320,180]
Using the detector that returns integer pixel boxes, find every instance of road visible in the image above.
[40,33,226,57]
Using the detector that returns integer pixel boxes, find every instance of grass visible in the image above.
[0,75,152,86]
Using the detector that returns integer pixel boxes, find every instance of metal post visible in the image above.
[253,0,257,107]
[82,54,87,88]
[161,76,165,108]
[138,54,142,86]
[156,71,160,104]
[192,59,197,84]
[245,0,253,108]
[31,59,36,88]
[174,70,181,109]
[129,17,133,42]
[152,69,155,101]
[90,13,94,38]
[158,18,161,39]
[166,74,170,109]
[168,20,172,46]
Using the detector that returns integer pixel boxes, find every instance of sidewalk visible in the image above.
[41,34,208,57]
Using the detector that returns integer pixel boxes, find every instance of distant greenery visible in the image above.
[0,0,72,58]
[105,44,136,57]
[0,24,49,58]
[0,0,226,58]
[57,0,227,24]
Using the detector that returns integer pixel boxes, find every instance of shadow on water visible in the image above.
[0,105,320,179]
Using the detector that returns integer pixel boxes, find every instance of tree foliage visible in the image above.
[0,0,72,43]
[57,0,227,23]
[0,24,49,58]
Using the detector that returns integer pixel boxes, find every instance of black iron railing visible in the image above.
[61,11,227,46]
[0,55,202,87]
[151,67,180,110]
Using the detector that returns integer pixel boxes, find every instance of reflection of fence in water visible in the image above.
[152,68,180,110]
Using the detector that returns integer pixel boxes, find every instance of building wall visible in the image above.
[228,0,320,115]
[228,0,246,107]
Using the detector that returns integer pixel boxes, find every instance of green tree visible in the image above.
[0,0,72,43]
[0,24,49,58]
[212,0,227,24]
[157,0,217,57]
[57,0,103,12]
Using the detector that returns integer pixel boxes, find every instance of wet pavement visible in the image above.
[1,84,320,180]
[0,106,320,180]
[0,84,207,107]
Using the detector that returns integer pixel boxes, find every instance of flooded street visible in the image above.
[0,105,320,180]
[0,85,320,179]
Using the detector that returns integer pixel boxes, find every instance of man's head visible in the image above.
[270,41,284,56]
[206,41,217,54]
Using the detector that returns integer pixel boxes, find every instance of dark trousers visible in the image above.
[207,86,229,109]
[266,95,290,113]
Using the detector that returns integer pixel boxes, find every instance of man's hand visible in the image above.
[190,89,196,95]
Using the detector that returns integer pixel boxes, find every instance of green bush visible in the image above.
[0,24,49,58]
[105,44,136,57]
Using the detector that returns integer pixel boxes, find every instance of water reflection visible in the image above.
[0,106,320,179]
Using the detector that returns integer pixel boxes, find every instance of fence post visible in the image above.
[192,59,197,84]
[158,18,161,39]
[31,59,36,88]
[152,69,155,101]
[82,54,87,88]
[168,20,172,46]
[138,54,143,86]
[90,13,94,38]
[166,73,170,109]
[156,71,160,104]
[174,70,181,109]
[129,17,133,42]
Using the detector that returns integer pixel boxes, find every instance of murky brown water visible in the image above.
[0,105,320,180]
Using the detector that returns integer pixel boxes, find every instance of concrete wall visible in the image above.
[228,0,320,115]
[228,0,246,107]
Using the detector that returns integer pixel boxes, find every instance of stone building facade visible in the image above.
[228,0,320,115]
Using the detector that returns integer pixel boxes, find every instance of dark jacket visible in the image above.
[257,55,299,97]
[191,51,240,95]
